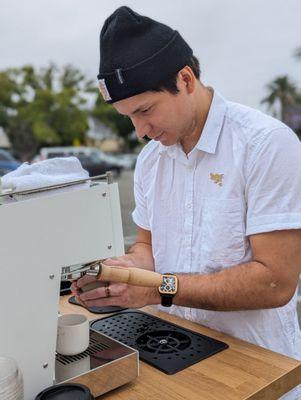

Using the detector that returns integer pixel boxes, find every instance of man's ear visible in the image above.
[178,66,195,93]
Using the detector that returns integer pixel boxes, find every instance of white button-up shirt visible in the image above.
[132,90,301,399]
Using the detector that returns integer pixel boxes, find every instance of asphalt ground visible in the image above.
[115,169,137,248]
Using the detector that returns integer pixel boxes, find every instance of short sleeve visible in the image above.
[132,156,150,230]
[246,128,301,236]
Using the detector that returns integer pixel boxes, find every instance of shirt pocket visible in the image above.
[201,198,245,264]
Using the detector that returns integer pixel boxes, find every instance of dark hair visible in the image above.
[150,55,200,95]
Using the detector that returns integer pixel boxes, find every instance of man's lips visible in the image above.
[153,131,165,141]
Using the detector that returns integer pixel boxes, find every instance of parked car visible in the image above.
[76,153,122,177]
[0,149,21,175]
[0,168,10,177]
[117,153,137,169]
[33,147,123,177]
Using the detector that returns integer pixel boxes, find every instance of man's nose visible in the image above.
[131,117,151,139]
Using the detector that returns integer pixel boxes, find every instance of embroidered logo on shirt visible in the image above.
[210,173,224,186]
[98,79,112,101]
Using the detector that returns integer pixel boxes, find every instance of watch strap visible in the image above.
[160,294,173,307]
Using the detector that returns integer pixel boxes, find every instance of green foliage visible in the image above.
[6,110,38,161]
[91,92,138,150]
[0,71,19,128]
[261,46,301,136]
[0,64,89,160]
[294,47,301,60]
[0,63,139,159]
[261,75,300,121]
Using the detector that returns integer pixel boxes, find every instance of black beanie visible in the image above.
[97,6,193,103]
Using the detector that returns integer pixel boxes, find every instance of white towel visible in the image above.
[0,157,89,203]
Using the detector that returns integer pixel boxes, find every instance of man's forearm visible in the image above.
[126,242,155,271]
[171,261,293,311]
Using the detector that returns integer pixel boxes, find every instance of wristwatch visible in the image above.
[158,273,178,307]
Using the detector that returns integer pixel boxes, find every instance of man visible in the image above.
[72,6,301,398]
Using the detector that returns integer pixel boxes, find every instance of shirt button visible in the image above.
[187,203,192,209]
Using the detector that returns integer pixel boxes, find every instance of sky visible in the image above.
[0,0,301,111]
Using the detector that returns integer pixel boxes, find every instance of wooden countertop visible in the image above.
[60,296,301,400]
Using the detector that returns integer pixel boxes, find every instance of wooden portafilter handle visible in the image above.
[97,263,163,287]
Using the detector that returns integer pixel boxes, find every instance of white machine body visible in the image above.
[0,180,124,399]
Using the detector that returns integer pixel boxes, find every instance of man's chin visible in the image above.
[152,132,177,146]
[159,137,176,146]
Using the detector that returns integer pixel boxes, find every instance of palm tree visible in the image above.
[294,47,301,60]
[261,76,299,122]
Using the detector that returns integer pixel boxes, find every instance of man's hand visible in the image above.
[71,257,159,309]
[74,279,158,309]
[71,255,135,295]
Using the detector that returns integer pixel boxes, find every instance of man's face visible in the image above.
[113,76,196,146]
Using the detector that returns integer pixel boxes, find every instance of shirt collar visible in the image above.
[195,90,227,154]
[158,141,178,159]
[159,89,227,157]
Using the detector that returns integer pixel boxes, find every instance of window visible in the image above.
[0,150,13,162]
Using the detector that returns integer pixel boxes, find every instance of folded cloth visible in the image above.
[1,157,89,192]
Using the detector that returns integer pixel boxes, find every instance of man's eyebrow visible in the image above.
[132,103,152,115]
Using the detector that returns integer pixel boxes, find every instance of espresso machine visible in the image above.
[0,173,138,399]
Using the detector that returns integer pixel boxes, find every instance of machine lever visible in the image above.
[87,261,163,287]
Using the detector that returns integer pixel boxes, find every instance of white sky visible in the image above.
[0,0,300,111]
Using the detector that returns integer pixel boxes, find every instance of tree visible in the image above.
[294,47,301,60]
[293,47,301,138]
[0,64,91,160]
[0,70,20,129]
[261,76,300,122]
[0,63,142,158]
[91,91,139,151]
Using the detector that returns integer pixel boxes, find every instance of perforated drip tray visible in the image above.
[90,310,229,374]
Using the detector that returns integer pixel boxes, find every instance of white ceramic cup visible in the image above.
[56,314,90,356]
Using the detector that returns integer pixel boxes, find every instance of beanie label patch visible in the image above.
[98,79,112,101]
[115,69,125,84]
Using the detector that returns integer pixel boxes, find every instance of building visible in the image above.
[86,117,123,152]
[0,127,10,148]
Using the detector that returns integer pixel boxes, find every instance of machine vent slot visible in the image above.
[56,336,110,365]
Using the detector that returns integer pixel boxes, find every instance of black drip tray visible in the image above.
[90,310,228,374]
[68,295,127,314]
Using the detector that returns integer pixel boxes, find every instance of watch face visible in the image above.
[159,275,177,294]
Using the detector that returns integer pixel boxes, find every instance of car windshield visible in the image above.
[47,152,68,158]
[88,152,103,162]
[76,154,91,162]
[0,150,15,162]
